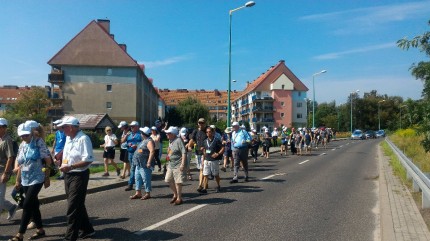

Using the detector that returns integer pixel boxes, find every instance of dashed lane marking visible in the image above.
[299,160,310,165]
[261,173,287,180]
[319,153,327,156]
[135,204,207,235]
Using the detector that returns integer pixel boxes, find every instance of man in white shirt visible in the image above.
[58,116,95,240]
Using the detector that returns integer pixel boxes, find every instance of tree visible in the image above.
[397,20,430,152]
[176,97,209,127]
[3,87,50,127]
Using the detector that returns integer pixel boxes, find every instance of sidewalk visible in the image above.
[4,144,430,241]
[378,145,430,241]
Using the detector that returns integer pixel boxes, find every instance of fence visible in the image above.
[386,137,430,209]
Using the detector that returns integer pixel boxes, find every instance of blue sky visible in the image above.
[1,0,429,105]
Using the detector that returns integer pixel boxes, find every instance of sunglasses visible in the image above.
[106,130,112,132]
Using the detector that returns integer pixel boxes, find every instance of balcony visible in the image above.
[252,96,274,103]
[252,106,274,113]
[251,118,274,123]
[48,70,64,84]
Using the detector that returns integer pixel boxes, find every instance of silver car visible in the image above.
[351,130,365,140]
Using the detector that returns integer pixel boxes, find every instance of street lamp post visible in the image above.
[312,70,327,128]
[350,90,359,133]
[378,100,385,130]
[227,1,255,127]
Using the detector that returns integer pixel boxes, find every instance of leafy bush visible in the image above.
[83,131,104,148]
[45,133,55,147]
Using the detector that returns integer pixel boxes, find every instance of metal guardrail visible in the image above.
[386,137,430,209]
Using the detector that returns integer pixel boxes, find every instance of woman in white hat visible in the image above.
[9,123,52,241]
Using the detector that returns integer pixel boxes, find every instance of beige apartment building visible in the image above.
[47,19,160,126]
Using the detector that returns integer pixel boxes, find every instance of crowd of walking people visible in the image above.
[0,115,335,240]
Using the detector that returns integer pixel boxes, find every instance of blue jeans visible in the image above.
[128,152,135,186]
[135,166,152,193]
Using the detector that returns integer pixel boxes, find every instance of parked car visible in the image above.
[351,129,365,140]
[375,130,386,138]
[364,130,375,139]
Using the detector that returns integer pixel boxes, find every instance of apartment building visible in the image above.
[232,60,309,132]
[47,19,160,126]
[0,86,31,116]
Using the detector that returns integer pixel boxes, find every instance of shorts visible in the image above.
[119,149,129,163]
[223,150,232,158]
[164,165,186,184]
[195,155,203,169]
[203,160,219,176]
[103,147,115,159]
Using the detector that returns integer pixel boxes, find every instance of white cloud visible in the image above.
[139,54,194,68]
[313,42,395,60]
[300,1,430,35]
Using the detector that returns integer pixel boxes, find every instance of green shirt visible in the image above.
[167,137,186,168]
[0,134,15,173]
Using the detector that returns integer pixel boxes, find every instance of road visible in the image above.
[0,138,381,241]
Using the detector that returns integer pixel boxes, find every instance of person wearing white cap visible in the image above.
[0,118,17,222]
[129,127,155,200]
[124,121,142,191]
[280,127,289,156]
[118,121,131,179]
[249,129,261,163]
[57,116,95,240]
[9,122,52,240]
[271,127,279,147]
[229,121,252,183]
[164,126,187,205]
[179,127,193,181]
[52,119,66,180]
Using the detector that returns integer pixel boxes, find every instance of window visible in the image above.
[297,102,302,108]
[107,85,112,92]
[281,101,284,106]
[298,92,302,96]
[282,84,285,89]
[297,113,302,119]
[280,113,284,118]
[107,68,112,76]
[106,102,112,109]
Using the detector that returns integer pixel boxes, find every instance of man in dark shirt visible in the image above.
[189,118,208,192]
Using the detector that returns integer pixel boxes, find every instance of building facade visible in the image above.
[47,19,159,126]
[231,60,308,132]
[0,86,31,116]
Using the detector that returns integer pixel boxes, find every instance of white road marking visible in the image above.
[299,160,310,165]
[319,153,327,156]
[331,148,336,151]
[339,145,344,148]
[261,173,287,180]
[135,204,207,235]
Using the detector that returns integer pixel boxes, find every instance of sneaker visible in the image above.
[79,230,95,239]
[124,185,133,191]
[216,186,221,193]
[244,177,249,182]
[27,221,36,229]
[220,167,226,172]
[196,186,203,192]
[116,168,121,176]
[229,179,238,184]
[7,204,18,220]
[102,172,109,177]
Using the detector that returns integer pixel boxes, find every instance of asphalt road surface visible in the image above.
[0,138,381,241]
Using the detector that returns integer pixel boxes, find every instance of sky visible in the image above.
[1,0,429,105]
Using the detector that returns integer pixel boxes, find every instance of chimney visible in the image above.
[119,44,127,52]
[246,81,250,87]
[97,19,110,33]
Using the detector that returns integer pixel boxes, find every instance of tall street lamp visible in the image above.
[227,1,255,127]
[350,90,359,133]
[312,70,327,128]
[378,100,385,130]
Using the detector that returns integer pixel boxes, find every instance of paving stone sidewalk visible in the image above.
[378,145,430,241]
